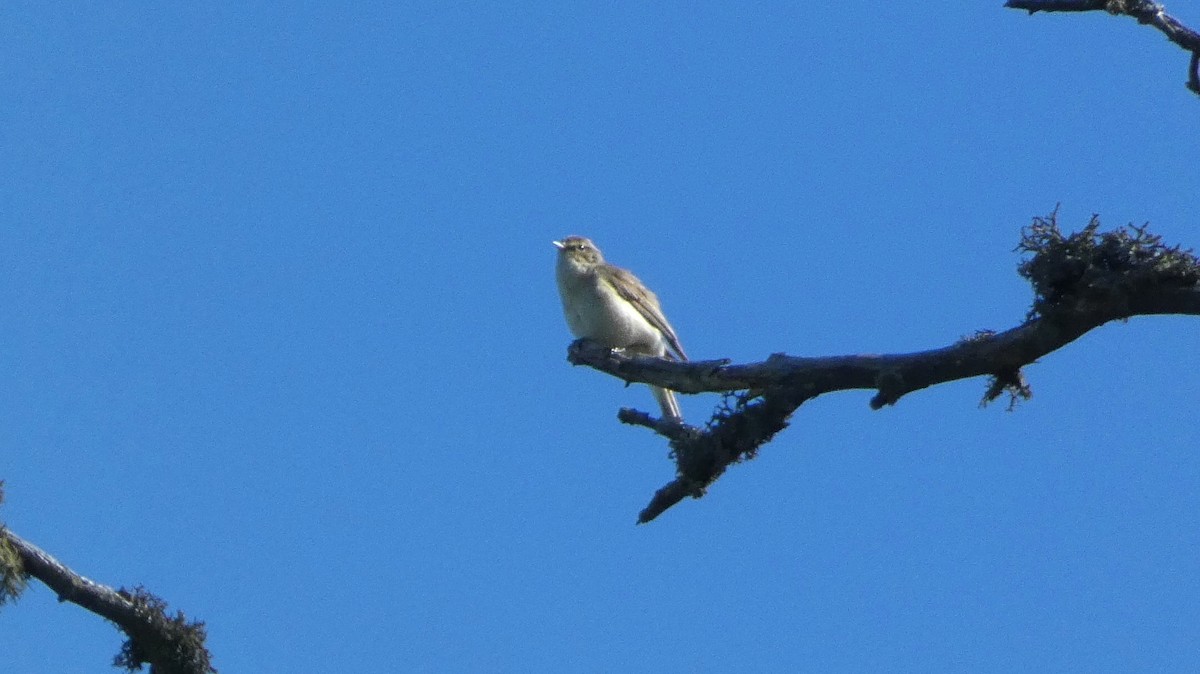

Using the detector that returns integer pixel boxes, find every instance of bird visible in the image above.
[553,235,688,421]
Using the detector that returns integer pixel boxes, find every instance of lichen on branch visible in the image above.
[1017,210,1200,320]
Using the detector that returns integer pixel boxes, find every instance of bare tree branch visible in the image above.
[1007,0,1107,8]
[566,213,1200,523]
[1005,0,1200,95]
[0,484,215,673]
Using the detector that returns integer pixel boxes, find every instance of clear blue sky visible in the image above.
[3,3,1198,672]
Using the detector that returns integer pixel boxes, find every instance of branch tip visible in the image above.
[1006,0,1200,97]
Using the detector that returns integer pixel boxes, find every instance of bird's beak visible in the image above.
[552,240,565,249]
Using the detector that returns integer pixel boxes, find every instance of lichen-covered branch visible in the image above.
[1005,0,1200,95]
[0,484,214,673]
[566,213,1200,523]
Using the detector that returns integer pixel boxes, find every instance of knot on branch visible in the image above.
[870,369,905,409]
[1017,210,1200,320]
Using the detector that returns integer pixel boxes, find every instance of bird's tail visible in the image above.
[651,385,683,422]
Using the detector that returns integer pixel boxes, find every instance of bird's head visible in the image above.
[552,235,604,269]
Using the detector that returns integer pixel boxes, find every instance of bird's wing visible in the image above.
[606,265,688,362]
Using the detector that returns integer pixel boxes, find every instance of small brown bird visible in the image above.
[553,236,687,420]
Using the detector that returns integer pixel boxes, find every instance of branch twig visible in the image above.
[1005,0,1200,95]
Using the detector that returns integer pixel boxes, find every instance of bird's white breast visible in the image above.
[556,262,667,357]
